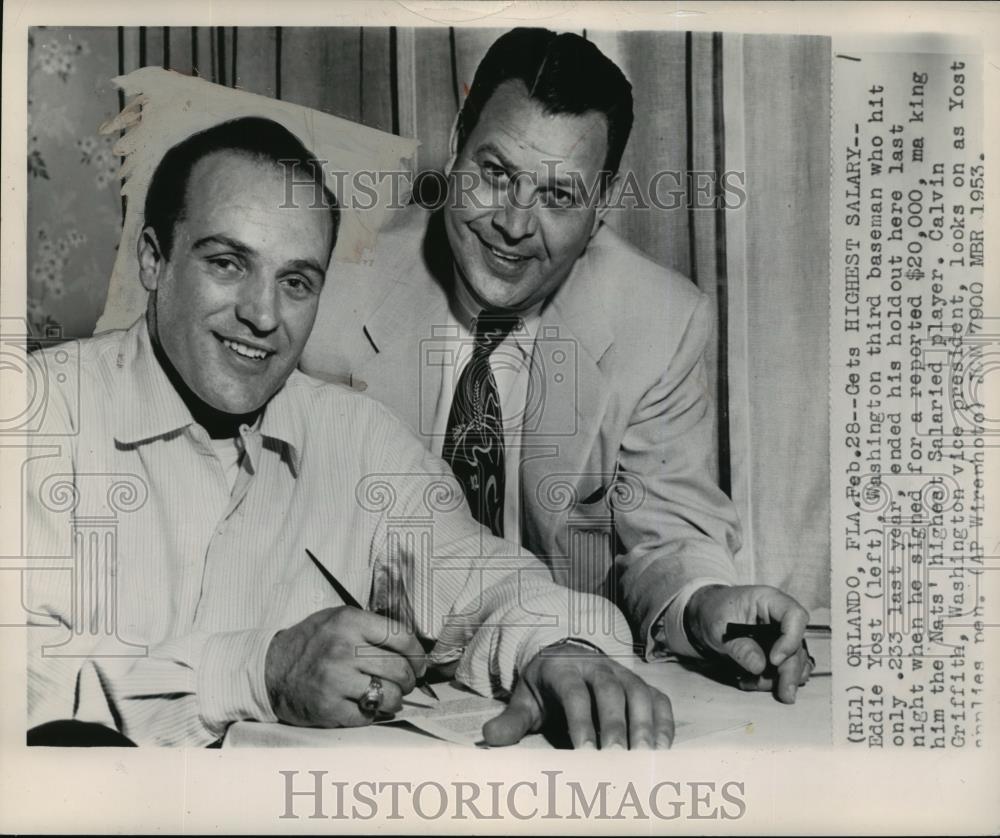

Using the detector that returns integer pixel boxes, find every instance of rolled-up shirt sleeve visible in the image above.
[104,628,280,746]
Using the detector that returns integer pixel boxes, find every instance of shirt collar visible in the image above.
[113,317,199,445]
[451,271,542,360]
[113,317,303,473]
[255,370,308,475]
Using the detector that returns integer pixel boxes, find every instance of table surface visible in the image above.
[226,633,831,750]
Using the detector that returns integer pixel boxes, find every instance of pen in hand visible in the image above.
[305,549,439,701]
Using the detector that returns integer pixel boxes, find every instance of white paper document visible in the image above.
[225,679,751,749]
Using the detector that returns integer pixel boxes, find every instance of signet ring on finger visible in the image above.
[359,676,384,714]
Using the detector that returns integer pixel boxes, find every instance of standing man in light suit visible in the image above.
[303,27,815,701]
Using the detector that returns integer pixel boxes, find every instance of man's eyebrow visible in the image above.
[546,172,580,192]
[477,142,581,192]
[192,235,257,257]
[191,236,324,278]
[537,169,584,194]
[476,143,517,173]
[284,258,326,278]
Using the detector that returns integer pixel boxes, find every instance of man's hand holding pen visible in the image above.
[265,606,429,728]
[263,607,677,749]
[264,550,677,748]
[263,551,435,727]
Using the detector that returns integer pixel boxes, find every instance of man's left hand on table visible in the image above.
[684,584,813,703]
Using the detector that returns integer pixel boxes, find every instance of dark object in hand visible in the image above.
[722,622,782,678]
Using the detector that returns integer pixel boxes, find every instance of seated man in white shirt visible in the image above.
[25,115,672,749]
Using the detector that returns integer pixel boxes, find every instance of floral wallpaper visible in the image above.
[27,27,123,343]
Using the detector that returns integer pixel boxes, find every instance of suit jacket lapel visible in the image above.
[521,245,615,515]
[354,211,454,437]
[355,287,447,435]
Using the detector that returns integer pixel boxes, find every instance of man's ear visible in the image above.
[591,173,623,237]
[137,227,164,292]
[443,111,463,176]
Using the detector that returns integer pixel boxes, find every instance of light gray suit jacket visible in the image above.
[302,205,741,652]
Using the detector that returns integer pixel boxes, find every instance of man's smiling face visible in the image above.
[139,150,334,415]
[443,80,612,312]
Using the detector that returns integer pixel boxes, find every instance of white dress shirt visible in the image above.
[25,318,635,745]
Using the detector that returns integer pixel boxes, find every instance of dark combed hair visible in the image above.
[143,116,339,259]
[456,28,634,177]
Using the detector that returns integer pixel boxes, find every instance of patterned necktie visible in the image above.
[442,309,520,537]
